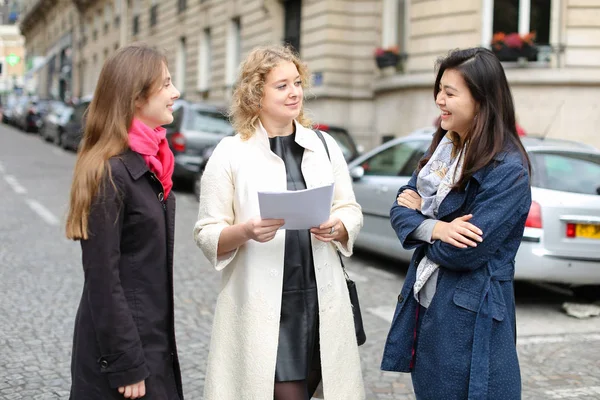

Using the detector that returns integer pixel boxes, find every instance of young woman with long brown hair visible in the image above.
[381,47,531,400]
[66,44,183,400]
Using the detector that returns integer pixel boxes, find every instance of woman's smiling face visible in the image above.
[259,61,303,125]
[435,68,478,138]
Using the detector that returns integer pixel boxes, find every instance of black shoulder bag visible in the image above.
[314,129,367,346]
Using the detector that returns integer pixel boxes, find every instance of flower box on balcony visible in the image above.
[375,51,399,69]
[374,46,404,69]
[491,32,539,63]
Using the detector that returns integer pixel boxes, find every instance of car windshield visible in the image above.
[186,108,233,135]
[325,128,357,161]
[60,108,74,124]
[530,151,600,195]
[36,102,51,112]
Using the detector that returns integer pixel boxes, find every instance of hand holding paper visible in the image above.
[244,217,285,243]
[310,216,348,244]
[258,183,334,230]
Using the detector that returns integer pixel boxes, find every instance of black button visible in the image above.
[158,192,164,202]
[398,294,404,303]
[100,359,108,368]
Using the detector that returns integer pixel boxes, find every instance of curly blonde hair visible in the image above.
[229,45,312,140]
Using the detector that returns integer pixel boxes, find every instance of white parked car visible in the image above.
[348,129,600,298]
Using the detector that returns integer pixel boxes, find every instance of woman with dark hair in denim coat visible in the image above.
[381,47,531,400]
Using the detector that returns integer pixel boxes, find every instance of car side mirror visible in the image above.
[350,166,364,181]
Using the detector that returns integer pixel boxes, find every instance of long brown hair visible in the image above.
[420,47,530,189]
[229,45,312,140]
[66,43,167,240]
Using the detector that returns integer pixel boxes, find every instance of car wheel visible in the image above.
[572,285,600,302]
[60,132,68,149]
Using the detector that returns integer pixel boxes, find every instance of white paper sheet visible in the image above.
[258,183,334,230]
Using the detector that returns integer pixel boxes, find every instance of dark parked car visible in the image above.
[193,122,362,199]
[60,98,91,151]
[40,102,74,146]
[15,98,55,132]
[313,123,361,163]
[1,95,27,125]
[8,96,31,128]
[164,100,234,194]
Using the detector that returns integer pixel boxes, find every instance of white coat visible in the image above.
[194,121,366,399]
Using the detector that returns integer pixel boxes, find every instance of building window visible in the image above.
[492,0,551,44]
[92,54,98,89]
[177,0,187,14]
[283,0,301,52]
[176,37,187,95]
[114,0,121,27]
[225,17,241,87]
[104,3,112,33]
[132,0,141,36]
[94,11,102,41]
[197,28,211,92]
[132,15,140,35]
[150,4,158,27]
[381,0,408,52]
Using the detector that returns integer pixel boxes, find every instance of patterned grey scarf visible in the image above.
[413,134,464,307]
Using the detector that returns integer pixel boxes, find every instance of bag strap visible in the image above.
[313,129,331,161]
[313,129,349,279]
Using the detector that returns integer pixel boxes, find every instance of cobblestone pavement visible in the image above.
[1,124,599,399]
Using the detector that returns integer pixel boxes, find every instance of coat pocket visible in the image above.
[453,287,506,321]
[453,288,480,313]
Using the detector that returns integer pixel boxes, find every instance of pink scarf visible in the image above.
[128,118,174,200]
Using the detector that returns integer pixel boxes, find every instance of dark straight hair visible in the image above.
[419,47,530,190]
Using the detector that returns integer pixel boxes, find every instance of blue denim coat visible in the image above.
[381,148,531,400]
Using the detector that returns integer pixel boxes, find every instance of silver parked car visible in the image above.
[348,129,600,296]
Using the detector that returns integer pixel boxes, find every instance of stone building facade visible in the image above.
[0,24,25,94]
[18,0,600,149]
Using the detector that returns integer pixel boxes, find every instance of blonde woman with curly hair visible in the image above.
[194,45,365,399]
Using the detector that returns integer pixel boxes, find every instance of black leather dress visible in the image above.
[269,133,321,382]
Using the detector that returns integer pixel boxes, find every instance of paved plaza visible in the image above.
[1,124,599,399]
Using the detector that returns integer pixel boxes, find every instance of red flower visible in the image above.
[491,31,537,49]
[374,46,399,57]
[504,33,523,49]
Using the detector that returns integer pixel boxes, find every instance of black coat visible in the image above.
[70,150,183,400]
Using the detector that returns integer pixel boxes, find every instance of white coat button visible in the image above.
[270,269,278,277]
